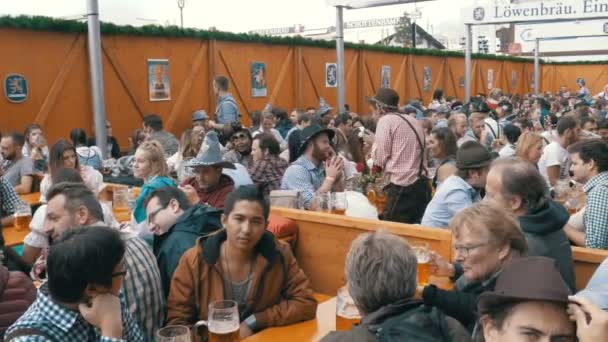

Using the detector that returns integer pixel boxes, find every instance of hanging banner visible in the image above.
[326,63,338,88]
[380,65,391,89]
[487,69,494,90]
[148,59,170,101]
[465,0,608,25]
[251,62,268,97]
[423,66,432,92]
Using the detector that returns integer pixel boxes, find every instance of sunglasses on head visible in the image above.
[231,133,248,140]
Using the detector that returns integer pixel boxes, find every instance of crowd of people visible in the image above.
[1,74,608,341]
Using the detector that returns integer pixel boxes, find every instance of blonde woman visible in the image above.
[132,140,177,229]
[515,131,544,166]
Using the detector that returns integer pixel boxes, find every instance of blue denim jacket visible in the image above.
[421,175,480,228]
[216,94,240,124]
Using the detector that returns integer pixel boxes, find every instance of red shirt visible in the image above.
[180,174,234,209]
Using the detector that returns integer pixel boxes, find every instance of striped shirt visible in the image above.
[0,176,24,219]
[373,113,427,187]
[584,172,608,249]
[6,284,143,342]
[122,234,166,341]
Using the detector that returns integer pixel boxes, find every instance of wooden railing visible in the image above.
[271,208,608,295]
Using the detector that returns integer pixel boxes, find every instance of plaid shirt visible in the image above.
[373,113,427,187]
[0,176,23,218]
[122,235,166,341]
[249,156,289,197]
[281,156,326,209]
[6,284,143,342]
[584,172,608,249]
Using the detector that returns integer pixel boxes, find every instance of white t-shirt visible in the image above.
[538,141,571,186]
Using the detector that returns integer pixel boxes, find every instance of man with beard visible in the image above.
[421,141,495,228]
[281,124,344,210]
[223,127,253,169]
[0,133,34,194]
[180,131,236,210]
[457,112,488,147]
[40,182,164,341]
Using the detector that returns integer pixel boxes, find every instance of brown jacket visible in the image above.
[0,267,36,337]
[167,230,317,340]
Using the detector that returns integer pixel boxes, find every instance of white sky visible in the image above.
[0,0,482,37]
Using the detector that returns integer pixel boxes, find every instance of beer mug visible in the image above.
[336,286,361,331]
[193,300,240,342]
[112,187,130,215]
[311,192,332,213]
[331,192,348,215]
[413,244,431,286]
[14,203,32,232]
[156,325,191,342]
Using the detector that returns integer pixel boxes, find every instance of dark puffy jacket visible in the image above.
[0,266,36,337]
[519,200,576,292]
[153,204,222,296]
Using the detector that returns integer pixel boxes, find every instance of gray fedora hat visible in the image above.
[192,109,209,122]
[187,131,235,169]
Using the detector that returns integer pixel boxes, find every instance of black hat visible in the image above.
[298,124,335,154]
[366,88,400,111]
[478,256,571,314]
[456,141,495,169]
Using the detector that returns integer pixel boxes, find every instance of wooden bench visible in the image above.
[572,246,608,290]
[270,208,453,295]
[271,208,608,293]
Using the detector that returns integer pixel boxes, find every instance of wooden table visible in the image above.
[3,225,30,247]
[20,192,41,206]
[244,294,335,342]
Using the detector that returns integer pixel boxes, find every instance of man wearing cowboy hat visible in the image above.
[370,88,430,224]
[281,124,344,210]
[179,131,236,209]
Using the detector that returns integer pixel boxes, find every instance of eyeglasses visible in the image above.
[231,133,248,141]
[453,243,486,257]
[147,205,167,225]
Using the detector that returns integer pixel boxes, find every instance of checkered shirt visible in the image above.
[249,155,289,197]
[0,176,24,218]
[372,113,427,187]
[122,235,166,341]
[584,172,608,249]
[5,284,144,342]
[281,156,326,209]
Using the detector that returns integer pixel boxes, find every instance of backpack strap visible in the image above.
[390,113,427,178]
[5,327,54,341]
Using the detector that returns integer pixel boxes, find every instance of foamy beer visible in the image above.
[193,300,240,342]
[336,286,361,331]
[14,204,32,231]
[414,245,431,285]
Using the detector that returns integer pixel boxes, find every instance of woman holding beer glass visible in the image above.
[167,185,317,341]
[421,202,528,331]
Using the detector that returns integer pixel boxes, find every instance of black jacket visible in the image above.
[519,200,576,292]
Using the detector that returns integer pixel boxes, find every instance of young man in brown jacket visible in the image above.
[167,185,317,340]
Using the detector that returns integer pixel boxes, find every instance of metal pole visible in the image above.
[534,38,540,96]
[412,21,417,49]
[86,0,108,159]
[178,0,185,29]
[464,24,472,102]
[336,6,346,114]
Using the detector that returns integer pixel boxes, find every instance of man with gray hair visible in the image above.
[485,158,576,292]
[320,231,470,341]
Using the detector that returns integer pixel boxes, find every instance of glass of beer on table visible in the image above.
[112,187,130,216]
[157,325,191,342]
[312,192,332,213]
[336,286,361,331]
[331,192,348,215]
[413,244,431,286]
[194,300,240,342]
[14,202,32,231]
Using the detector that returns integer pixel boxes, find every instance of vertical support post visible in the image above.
[86,0,107,158]
[534,38,540,96]
[464,24,473,102]
[336,6,346,114]
[412,21,417,49]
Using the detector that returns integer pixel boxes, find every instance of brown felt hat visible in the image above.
[456,141,496,169]
[477,256,571,314]
[365,88,400,111]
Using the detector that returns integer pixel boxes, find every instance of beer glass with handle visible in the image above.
[336,286,361,331]
[413,243,431,286]
[14,202,32,232]
[194,300,240,342]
